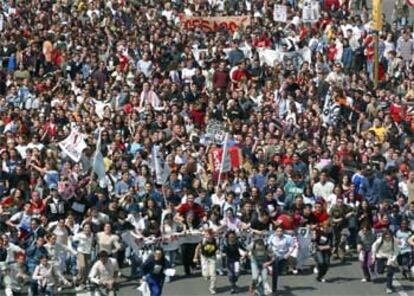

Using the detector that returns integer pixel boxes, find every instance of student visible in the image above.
[371,230,400,294]
[194,228,218,295]
[89,251,119,296]
[221,230,247,294]
[32,255,68,296]
[142,248,170,296]
[395,219,413,280]
[356,224,376,282]
[249,238,273,296]
[267,225,294,294]
[311,226,332,282]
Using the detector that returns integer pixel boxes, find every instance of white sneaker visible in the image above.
[386,288,393,294]
[209,288,216,295]
[75,285,85,291]
[313,267,318,274]
[292,269,298,275]
[361,278,367,282]
[264,282,272,295]
[320,278,326,283]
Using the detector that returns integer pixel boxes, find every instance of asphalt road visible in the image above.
[70,256,413,296]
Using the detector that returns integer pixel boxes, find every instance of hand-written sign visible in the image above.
[205,120,226,144]
[181,16,250,33]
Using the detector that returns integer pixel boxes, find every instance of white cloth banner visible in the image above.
[92,129,106,180]
[274,5,288,22]
[58,129,87,162]
[93,99,111,120]
[258,47,312,67]
[151,145,171,185]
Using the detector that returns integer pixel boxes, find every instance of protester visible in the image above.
[142,248,170,296]
[194,228,219,295]
[89,250,119,296]
[311,226,332,282]
[371,230,400,294]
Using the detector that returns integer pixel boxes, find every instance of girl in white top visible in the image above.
[96,223,122,256]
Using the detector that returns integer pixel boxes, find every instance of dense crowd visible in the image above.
[0,0,414,296]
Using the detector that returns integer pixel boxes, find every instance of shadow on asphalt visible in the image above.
[326,276,360,283]
[279,285,317,296]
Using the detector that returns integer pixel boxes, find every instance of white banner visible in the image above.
[59,129,87,162]
[258,47,312,67]
[274,5,288,22]
[151,145,171,185]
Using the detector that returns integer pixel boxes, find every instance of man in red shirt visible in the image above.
[175,194,205,223]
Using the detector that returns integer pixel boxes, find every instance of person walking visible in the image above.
[356,224,377,282]
[311,226,332,283]
[267,225,294,295]
[221,230,247,294]
[194,228,218,295]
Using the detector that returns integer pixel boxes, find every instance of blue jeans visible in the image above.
[376,258,396,289]
[146,274,164,296]
[272,257,287,293]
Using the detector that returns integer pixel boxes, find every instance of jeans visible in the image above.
[130,252,143,279]
[315,251,330,280]
[201,255,216,290]
[397,253,412,272]
[181,243,197,275]
[146,274,164,296]
[361,251,373,280]
[227,258,240,286]
[271,257,287,293]
[376,258,396,289]
[251,260,268,295]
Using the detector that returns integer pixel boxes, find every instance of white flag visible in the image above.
[152,145,171,185]
[92,129,106,180]
[59,129,87,162]
[219,133,231,174]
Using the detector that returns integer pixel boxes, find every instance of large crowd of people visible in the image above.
[0,0,414,295]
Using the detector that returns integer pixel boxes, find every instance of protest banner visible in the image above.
[258,47,312,67]
[59,129,87,162]
[274,4,288,22]
[302,0,320,23]
[181,15,250,32]
[209,146,243,173]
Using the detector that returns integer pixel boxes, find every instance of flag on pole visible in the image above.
[92,129,106,181]
[219,133,231,174]
[152,145,171,185]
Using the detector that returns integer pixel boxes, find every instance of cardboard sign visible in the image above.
[181,16,250,32]
[205,120,227,144]
[302,0,320,23]
[274,5,288,22]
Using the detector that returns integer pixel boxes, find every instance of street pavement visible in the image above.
[70,256,412,296]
